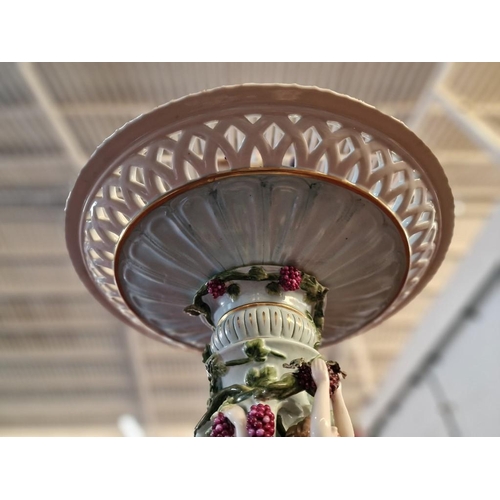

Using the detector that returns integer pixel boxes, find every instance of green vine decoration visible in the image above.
[283,357,346,378]
[204,352,228,402]
[184,265,328,335]
[194,386,247,436]
[226,283,241,299]
[265,281,281,296]
[202,344,212,364]
[245,366,278,387]
[226,338,286,366]
[203,339,286,404]
[193,371,304,436]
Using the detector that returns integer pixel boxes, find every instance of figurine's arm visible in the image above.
[310,358,336,437]
[331,383,355,437]
[222,404,248,437]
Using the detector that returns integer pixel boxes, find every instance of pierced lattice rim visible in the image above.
[65,84,454,348]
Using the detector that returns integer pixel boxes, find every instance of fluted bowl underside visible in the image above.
[117,171,408,349]
[65,84,454,349]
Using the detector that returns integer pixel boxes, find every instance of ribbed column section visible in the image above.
[211,304,317,351]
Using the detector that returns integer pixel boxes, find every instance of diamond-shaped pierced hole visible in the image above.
[391,170,406,189]
[370,179,383,197]
[154,175,169,194]
[370,150,385,172]
[91,266,105,279]
[418,211,431,224]
[411,252,422,263]
[304,126,322,152]
[402,215,414,228]
[184,161,200,180]
[422,229,435,245]
[245,114,262,124]
[89,248,100,260]
[263,123,285,149]
[338,137,355,159]
[317,153,328,174]
[361,132,373,143]
[109,185,124,202]
[156,148,173,169]
[407,268,419,280]
[138,147,148,156]
[284,143,297,167]
[216,148,230,172]
[250,147,264,168]
[409,231,424,246]
[390,150,403,163]
[347,163,360,183]
[288,114,301,124]
[111,208,130,226]
[327,120,342,132]
[205,120,218,129]
[95,206,110,222]
[389,194,404,212]
[129,166,145,187]
[409,187,423,208]
[224,126,246,152]
[168,131,182,141]
[100,266,115,277]
[188,136,206,159]
[132,193,146,209]
[104,229,119,244]
[89,227,102,243]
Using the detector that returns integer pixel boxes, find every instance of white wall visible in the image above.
[362,205,500,436]
[378,272,500,436]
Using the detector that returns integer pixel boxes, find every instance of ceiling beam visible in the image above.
[434,87,500,166]
[405,62,453,131]
[16,62,88,171]
[404,61,500,166]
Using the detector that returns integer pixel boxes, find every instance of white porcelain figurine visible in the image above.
[310,357,354,437]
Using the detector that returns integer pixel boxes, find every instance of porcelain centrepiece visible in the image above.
[65,84,454,436]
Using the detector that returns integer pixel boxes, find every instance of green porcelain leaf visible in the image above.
[245,366,278,387]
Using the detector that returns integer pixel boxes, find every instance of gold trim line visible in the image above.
[216,302,316,329]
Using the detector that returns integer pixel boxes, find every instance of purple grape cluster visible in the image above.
[207,278,226,299]
[210,412,235,437]
[279,266,302,291]
[294,361,341,398]
[246,404,275,437]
